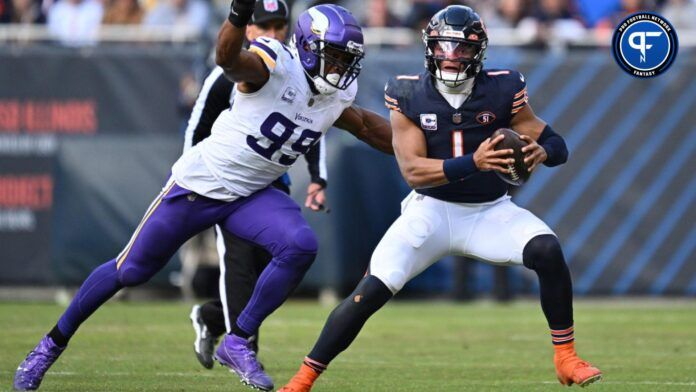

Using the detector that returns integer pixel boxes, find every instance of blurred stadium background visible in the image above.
[1,0,696,302]
[2,1,696,390]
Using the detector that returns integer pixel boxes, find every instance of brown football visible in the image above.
[491,128,530,186]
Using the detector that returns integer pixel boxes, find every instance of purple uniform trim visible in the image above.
[250,40,279,61]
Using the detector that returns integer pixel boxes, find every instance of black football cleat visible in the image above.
[190,304,217,369]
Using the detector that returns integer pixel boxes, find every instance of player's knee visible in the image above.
[340,276,393,315]
[370,269,406,293]
[522,234,565,272]
[292,225,318,254]
[118,266,149,286]
[279,225,318,263]
[117,259,160,287]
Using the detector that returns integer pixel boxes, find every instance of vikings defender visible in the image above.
[280,6,602,391]
[13,3,391,391]
[185,0,330,370]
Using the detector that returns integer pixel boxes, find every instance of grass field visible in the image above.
[1,300,695,391]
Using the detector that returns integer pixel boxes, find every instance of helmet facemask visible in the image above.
[424,33,486,88]
[308,39,364,95]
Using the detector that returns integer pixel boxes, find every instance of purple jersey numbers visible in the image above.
[247,112,322,165]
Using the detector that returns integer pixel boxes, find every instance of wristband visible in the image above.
[537,124,568,167]
[311,177,327,189]
[228,1,254,27]
[443,154,478,182]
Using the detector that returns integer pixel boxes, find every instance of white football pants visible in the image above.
[370,191,555,293]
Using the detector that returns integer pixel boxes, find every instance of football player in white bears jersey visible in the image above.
[280,5,602,391]
[13,3,391,391]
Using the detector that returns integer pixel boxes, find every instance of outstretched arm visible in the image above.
[215,1,270,91]
[391,110,513,189]
[333,105,394,155]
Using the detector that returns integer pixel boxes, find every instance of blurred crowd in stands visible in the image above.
[0,0,695,46]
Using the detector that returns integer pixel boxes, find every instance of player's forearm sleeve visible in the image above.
[443,154,478,182]
[305,138,327,188]
[538,125,568,167]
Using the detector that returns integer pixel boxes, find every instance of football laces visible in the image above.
[508,163,519,182]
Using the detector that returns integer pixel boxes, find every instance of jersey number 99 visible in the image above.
[247,112,322,166]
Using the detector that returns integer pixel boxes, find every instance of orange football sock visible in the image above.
[550,326,575,346]
[554,340,576,357]
[296,363,321,384]
[279,359,324,392]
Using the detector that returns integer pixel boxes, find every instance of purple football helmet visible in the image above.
[292,4,364,95]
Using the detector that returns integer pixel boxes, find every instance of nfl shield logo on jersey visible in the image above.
[281,87,297,103]
[420,113,438,131]
[263,0,278,12]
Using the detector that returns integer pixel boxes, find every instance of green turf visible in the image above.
[1,300,695,391]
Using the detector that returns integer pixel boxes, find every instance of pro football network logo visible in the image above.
[612,12,678,78]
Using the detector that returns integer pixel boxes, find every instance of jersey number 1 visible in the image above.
[247,112,322,165]
[451,130,464,157]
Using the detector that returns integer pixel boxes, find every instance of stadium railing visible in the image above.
[1,25,695,46]
[0,25,201,44]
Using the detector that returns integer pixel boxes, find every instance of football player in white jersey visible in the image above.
[13,3,392,392]
[184,0,328,370]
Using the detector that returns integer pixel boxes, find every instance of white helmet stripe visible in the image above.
[308,7,329,40]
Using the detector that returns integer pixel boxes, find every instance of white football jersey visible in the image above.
[172,37,356,201]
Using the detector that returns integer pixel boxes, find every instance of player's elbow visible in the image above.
[214,47,227,68]
[404,176,419,189]
[406,179,428,189]
[215,48,235,75]
[215,48,239,74]
[409,179,435,190]
[215,41,242,79]
[402,166,429,189]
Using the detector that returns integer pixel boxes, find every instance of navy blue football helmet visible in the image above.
[423,5,488,86]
